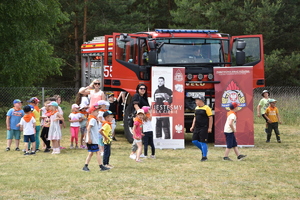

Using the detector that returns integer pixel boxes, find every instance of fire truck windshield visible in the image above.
[155,38,225,64]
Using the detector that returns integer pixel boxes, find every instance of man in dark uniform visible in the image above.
[190,96,213,162]
[154,77,173,139]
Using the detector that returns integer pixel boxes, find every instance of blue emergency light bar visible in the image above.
[155,29,218,33]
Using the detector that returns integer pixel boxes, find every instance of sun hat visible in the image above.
[142,106,150,113]
[137,109,145,115]
[27,97,40,103]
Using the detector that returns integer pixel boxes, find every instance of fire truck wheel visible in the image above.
[123,105,134,143]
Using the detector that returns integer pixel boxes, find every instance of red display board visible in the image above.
[214,66,254,147]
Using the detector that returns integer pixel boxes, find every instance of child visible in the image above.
[142,106,155,158]
[263,99,282,143]
[107,93,117,141]
[52,95,66,149]
[47,101,64,154]
[40,100,52,152]
[79,104,89,149]
[82,103,110,172]
[97,100,109,156]
[6,99,24,151]
[100,110,114,168]
[190,96,213,162]
[19,105,36,155]
[68,104,82,149]
[132,109,145,162]
[27,97,41,152]
[257,90,271,133]
[223,102,247,161]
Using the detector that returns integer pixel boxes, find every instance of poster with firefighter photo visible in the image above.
[214,66,254,147]
[151,67,185,149]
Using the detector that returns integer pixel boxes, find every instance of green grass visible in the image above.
[1,122,300,200]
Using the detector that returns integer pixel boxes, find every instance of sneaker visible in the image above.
[150,155,156,159]
[277,140,281,143]
[35,149,40,152]
[15,147,20,151]
[129,154,136,160]
[237,154,247,161]
[70,145,74,149]
[82,166,90,172]
[6,147,10,151]
[22,149,26,152]
[24,152,30,156]
[60,146,66,149]
[100,165,110,171]
[44,148,51,153]
[30,151,36,155]
[201,157,208,162]
[223,157,233,161]
[140,154,146,158]
[75,146,79,149]
[80,145,85,149]
[266,140,270,143]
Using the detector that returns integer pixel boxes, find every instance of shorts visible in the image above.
[224,132,237,148]
[192,127,208,143]
[24,135,36,143]
[87,144,99,152]
[98,138,104,146]
[131,140,138,152]
[7,130,21,140]
[80,127,86,135]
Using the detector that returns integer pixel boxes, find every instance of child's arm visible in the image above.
[256,104,261,117]
[56,113,64,121]
[86,125,92,144]
[228,119,236,132]
[6,116,10,130]
[208,116,213,133]
[277,112,282,124]
[20,125,23,132]
[190,116,196,132]
[132,125,137,139]
[263,113,272,123]
[33,122,36,134]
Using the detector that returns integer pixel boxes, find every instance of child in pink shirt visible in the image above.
[132,109,145,162]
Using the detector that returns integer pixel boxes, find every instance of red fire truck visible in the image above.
[81,29,264,142]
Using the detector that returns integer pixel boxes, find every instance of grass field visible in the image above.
[1,122,300,200]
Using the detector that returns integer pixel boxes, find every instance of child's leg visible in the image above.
[200,142,208,157]
[103,144,111,165]
[273,122,280,141]
[14,130,21,148]
[70,127,75,146]
[233,147,240,156]
[136,141,142,161]
[32,141,36,152]
[35,126,41,150]
[24,142,29,152]
[224,148,231,157]
[266,123,272,141]
[143,133,149,156]
[85,152,93,164]
[148,135,155,156]
[74,127,79,147]
[96,151,103,165]
[80,127,85,146]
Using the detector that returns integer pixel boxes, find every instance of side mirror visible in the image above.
[236,39,246,66]
[148,41,157,65]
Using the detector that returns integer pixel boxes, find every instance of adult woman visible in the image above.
[132,84,150,111]
[79,79,106,109]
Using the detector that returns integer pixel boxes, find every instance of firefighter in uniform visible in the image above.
[153,77,173,139]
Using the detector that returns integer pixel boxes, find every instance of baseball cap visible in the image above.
[137,109,145,115]
[108,94,114,98]
[103,110,114,118]
[23,105,33,112]
[142,106,150,113]
[47,101,58,107]
[229,102,239,110]
[194,95,205,102]
[268,99,277,103]
[97,100,109,106]
[13,99,23,104]
[27,97,40,103]
[71,104,80,109]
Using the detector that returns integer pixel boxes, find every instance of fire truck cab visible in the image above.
[81,29,264,142]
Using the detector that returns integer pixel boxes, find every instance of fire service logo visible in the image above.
[221,80,246,111]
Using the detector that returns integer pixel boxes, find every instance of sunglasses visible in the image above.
[139,88,146,90]
[94,83,100,85]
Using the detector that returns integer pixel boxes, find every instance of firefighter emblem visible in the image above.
[221,80,246,111]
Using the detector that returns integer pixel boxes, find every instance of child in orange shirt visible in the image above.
[263,99,282,143]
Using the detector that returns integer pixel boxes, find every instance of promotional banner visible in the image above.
[214,66,254,147]
[151,67,185,149]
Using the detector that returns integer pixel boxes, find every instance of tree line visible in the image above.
[0,0,299,87]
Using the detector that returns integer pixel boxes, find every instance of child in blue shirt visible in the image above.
[6,99,24,151]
